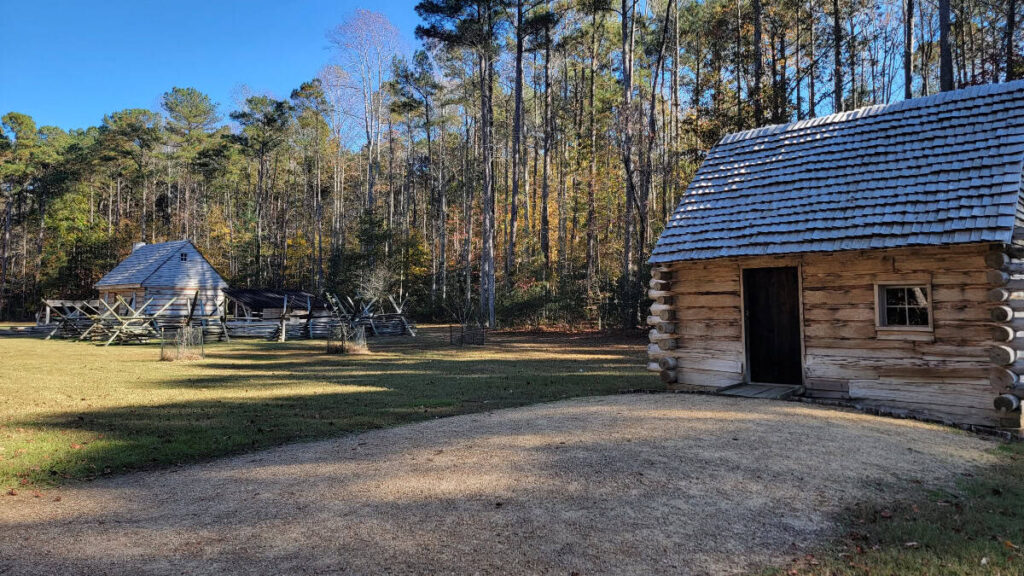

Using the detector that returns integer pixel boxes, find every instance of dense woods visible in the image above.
[1,0,1021,326]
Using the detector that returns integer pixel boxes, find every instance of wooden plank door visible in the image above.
[743,267,802,385]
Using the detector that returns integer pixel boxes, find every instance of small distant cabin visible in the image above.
[649,80,1024,431]
[94,240,227,318]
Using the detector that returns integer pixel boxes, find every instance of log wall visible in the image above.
[144,288,224,317]
[649,243,1023,430]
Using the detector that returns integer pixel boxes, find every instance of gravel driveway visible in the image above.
[0,394,996,575]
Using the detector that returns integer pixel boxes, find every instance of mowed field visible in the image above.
[0,327,655,490]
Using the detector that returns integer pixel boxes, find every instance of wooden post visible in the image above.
[278,294,288,342]
[305,295,313,339]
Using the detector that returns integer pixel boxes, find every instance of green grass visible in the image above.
[770,442,1024,575]
[0,327,654,490]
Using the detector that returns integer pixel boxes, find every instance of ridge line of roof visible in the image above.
[720,79,1024,145]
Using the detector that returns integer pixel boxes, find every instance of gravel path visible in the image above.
[0,394,996,575]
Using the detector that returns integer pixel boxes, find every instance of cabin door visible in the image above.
[743,267,802,385]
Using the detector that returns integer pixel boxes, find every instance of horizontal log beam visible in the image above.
[990,345,1018,366]
[990,305,1024,322]
[993,356,1024,379]
[992,325,1022,342]
[660,369,677,384]
[988,288,1024,302]
[986,252,1009,268]
[651,268,673,282]
[655,309,674,322]
[649,278,670,288]
[658,356,677,370]
[646,315,661,326]
[994,393,1021,412]
[992,243,1024,259]
[648,289,673,299]
[650,303,674,321]
[991,366,1018,390]
[647,343,668,358]
[991,327,1024,352]
[646,361,661,372]
[985,252,1024,274]
[648,329,676,343]
[985,270,1024,289]
[656,322,676,334]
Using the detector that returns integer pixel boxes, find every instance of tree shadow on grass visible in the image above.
[6,332,658,487]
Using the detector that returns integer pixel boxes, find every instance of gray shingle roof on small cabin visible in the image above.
[94,240,226,289]
[650,80,1024,264]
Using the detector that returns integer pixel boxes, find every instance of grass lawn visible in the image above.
[772,442,1024,575]
[0,326,654,490]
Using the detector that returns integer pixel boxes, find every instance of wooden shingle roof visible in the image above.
[650,80,1024,263]
[95,240,226,289]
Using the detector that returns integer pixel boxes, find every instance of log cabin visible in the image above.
[94,240,227,318]
[648,80,1024,431]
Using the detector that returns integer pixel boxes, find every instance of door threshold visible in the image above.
[718,383,802,400]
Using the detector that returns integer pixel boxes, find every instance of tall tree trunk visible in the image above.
[904,0,915,99]
[255,152,266,285]
[541,31,552,274]
[847,12,857,109]
[556,65,568,277]
[585,11,600,294]
[809,0,816,117]
[479,12,496,327]
[620,0,638,329]
[919,5,932,95]
[506,0,525,285]
[753,0,764,125]
[833,0,844,112]
[939,0,954,90]
[315,127,324,292]
[34,192,45,297]
[141,173,148,243]
[387,115,396,256]
[438,107,448,302]
[0,198,11,320]
[796,11,803,119]
[735,0,744,128]
[670,0,679,207]
[1008,0,1019,81]
[462,115,474,310]
[642,0,673,269]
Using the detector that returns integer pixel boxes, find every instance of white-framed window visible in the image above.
[180,252,188,262]
[876,284,932,330]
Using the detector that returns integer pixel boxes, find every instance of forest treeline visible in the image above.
[1,0,1021,326]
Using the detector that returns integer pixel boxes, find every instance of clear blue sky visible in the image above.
[0,0,422,131]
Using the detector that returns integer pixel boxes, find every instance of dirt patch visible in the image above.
[0,395,996,575]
